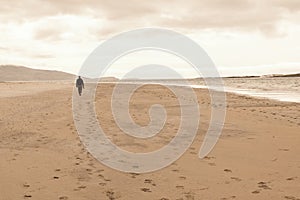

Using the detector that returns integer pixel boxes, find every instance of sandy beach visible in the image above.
[2,0,300,199]
[0,81,299,200]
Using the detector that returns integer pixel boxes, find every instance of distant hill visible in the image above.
[0,65,76,81]
[269,73,300,78]
[98,77,119,82]
[224,73,300,79]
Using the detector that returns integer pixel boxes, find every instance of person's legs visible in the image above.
[78,86,82,96]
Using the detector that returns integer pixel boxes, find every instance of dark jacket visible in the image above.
[76,78,84,88]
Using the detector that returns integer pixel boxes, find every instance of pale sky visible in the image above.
[0,0,300,77]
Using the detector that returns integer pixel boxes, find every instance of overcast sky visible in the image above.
[0,0,300,77]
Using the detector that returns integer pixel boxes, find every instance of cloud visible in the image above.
[274,0,300,12]
[34,25,64,41]
[31,53,55,59]
[0,46,8,51]
[1,0,300,38]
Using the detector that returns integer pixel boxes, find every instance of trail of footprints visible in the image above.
[21,134,300,200]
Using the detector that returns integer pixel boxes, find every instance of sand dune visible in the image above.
[0,65,75,82]
[0,82,299,200]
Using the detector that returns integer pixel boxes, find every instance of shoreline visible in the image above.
[1,81,299,104]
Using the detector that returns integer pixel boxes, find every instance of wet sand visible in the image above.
[0,82,299,200]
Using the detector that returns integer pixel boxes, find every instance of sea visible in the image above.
[101,76,300,104]
[187,77,300,103]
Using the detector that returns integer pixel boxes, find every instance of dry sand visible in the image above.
[0,82,299,200]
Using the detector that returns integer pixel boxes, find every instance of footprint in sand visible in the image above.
[279,148,290,151]
[224,169,232,173]
[104,178,111,182]
[257,182,272,190]
[271,158,278,162]
[225,196,237,199]
[184,192,195,200]
[86,168,93,175]
[96,169,104,173]
[59,196,69,200]
[231,177,242,182]
[204,156,216,160]
[252,190,261,194]
[284,196,300,200]
[77,185,87,190]
[106,190,117,200]
[286,177,298,181]
[220,196,236,200]
[144,179,152,184]
[98,174,111,182]
[176,185,184,189]
[99,182,107,186]
[141,188,152,193]
[129,173,139,178]
[199,187,209,191]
